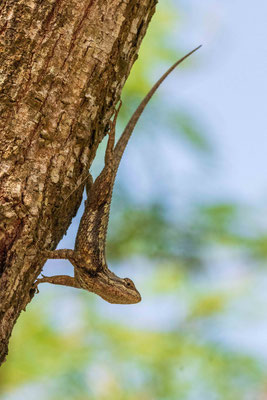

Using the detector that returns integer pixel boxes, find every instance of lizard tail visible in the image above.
[113,45,202,172]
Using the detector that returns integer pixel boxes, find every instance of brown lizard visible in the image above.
[35,45,201,304]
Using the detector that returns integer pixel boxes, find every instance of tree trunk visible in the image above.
[0,0,157,365]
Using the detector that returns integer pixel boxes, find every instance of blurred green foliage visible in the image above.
[1,1,267,399]
[170,110,211,154]
[0,286,264,400]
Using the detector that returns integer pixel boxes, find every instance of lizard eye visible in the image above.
[124,278,135,289]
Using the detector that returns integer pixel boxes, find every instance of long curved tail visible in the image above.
[113,45,202,173]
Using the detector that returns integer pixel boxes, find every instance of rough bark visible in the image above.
[0,0,157,365]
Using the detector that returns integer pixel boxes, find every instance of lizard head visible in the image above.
[76,267,141,304]
[98,274,142,304]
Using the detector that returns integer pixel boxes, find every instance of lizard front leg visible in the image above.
[42,249,75,259]
[42,249,76,262]
[35,250,82,291]
[35,274,81,289]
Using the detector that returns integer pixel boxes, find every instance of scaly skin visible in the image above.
[35,46,201,304]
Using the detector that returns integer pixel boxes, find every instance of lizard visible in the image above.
[34,45,201,304]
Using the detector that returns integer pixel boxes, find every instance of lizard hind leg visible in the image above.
[105,100,122,165]
[85,172,94,198]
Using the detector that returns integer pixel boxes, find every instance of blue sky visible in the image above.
[178,0,267,204]
[100,0,267,213]
[43,0,267,358]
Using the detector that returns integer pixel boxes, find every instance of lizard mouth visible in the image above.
[75,265,141,304]
[92,271,142,304]
[100,289,142,304]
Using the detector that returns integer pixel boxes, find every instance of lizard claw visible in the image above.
[31,272,49,294]
[31,280,40,295]
[32,274,48,293]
